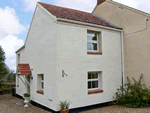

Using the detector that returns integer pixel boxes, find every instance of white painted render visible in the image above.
[16,5,58,110]
[16,3,122,111]
[55,22,122,110]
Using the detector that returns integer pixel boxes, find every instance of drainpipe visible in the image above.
[121,31,125,86]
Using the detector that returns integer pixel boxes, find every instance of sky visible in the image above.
[0,0,150,71]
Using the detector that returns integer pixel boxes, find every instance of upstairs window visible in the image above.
[87,31,102,55]
[87,32,99,52]
[18,54,20,63]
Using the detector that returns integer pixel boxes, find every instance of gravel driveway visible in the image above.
[1,94,150,113]
[0,94,51,113]
[80,104,150,113]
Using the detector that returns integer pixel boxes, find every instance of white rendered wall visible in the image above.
[16,4,122,111]
[55,22,122,110]
[16,5,58,111]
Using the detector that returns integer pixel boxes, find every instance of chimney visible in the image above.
[97,0,105,5]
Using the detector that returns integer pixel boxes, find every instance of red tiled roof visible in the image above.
[38,2,121,30]
[18,64,31,75]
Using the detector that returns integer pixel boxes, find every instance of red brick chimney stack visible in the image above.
[97,0,105,5]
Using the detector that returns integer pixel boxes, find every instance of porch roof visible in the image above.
[18,64,31,75]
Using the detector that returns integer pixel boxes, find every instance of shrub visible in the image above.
[23,93,30,97]
[59,100,71,110]
[112,74,150,108]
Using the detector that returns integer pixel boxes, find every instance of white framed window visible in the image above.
[88,72,99,90]
[41,75,44,90]
[87,32,99,52]
[18,54,20,63]
[37,74,44,91]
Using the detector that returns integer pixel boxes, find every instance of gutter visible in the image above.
[15,45,25,53]
[121,31,125,86]
[57,18,123,32]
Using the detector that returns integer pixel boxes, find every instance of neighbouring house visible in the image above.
[16,1,124,112]
[93,0,150,87]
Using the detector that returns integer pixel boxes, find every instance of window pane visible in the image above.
[92,73,98,79]
[41,82,44,89]
[88,73,92,79]
[88,81,92,89]
[41,75,44,80]
[92,81,98,88]
[87,33,97,41]
[87,42,97,50]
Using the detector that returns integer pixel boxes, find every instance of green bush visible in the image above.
[112,74,150,108]
[23,93,30,97]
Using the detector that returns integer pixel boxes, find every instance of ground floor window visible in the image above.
[87,71,103,94]
[88,72,99,90]
[37,74,44,95]
[41,74,44,90]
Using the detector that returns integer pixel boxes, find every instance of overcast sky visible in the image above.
[0,0,150,71]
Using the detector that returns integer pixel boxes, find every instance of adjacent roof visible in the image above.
[18,64,31,75]
[92,0,150,17]
[38,2,122,30]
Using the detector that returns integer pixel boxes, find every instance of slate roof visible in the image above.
[18,64,31,75]
[38,2,122,30]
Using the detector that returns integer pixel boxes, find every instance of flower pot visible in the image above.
[24,97,30,107]
[60,109,69,113]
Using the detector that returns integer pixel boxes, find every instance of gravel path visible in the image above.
[80,105,150,113]
[0,94,51,113]
[1,94,150,113]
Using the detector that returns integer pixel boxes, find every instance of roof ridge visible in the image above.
[38,2,91,14]
[38,2,122,30]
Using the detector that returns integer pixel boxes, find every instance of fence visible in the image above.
[0,82,15,94]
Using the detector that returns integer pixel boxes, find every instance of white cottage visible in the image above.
[16,1,124,112]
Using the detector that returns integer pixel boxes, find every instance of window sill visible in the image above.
[36,90,44,95]
[87,52,102,55]
[88,89,103,94]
